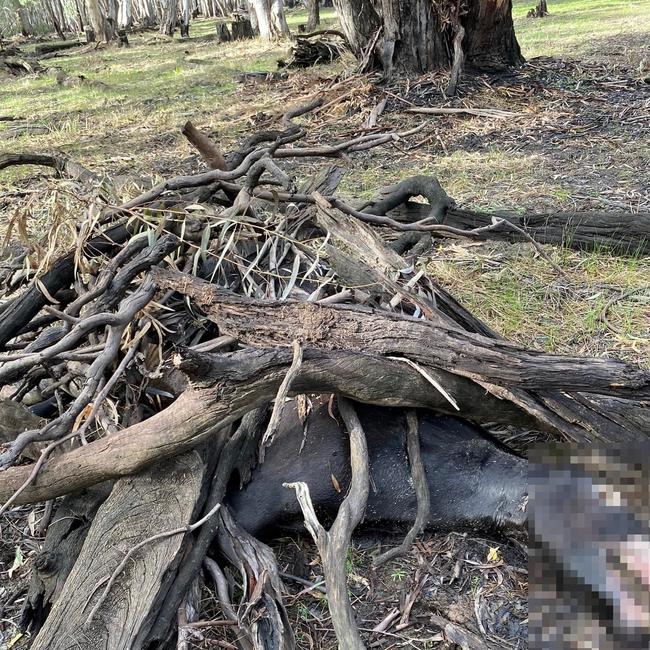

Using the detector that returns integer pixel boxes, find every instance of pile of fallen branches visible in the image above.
[282,30,349,68]
[0,44,44,76]
[1,98,649,649]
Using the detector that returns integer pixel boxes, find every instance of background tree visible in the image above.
[333,0,524,74]
[159,0,177,35]
[86,0,115,40]
[250,0,288,39]
[305,0,318,31]
[10,0,33,35]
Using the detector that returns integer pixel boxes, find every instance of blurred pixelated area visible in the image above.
[529,445,650,650]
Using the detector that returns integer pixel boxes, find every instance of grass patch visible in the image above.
[512,0,650,60]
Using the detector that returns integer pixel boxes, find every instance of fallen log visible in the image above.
[21,484,112,632]
[445,206,650,256]
[154,268,650,401]
[33,40,82,56]
[368,177,650,256]
[29,452,210,650]
[0,347,540,505]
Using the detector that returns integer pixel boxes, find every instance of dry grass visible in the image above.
[1,6,649,365]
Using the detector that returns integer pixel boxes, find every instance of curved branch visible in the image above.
[0,346,543,506]
[0,153,99,184]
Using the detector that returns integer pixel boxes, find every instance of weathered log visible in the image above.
[154,269,650,401]
[29,452,209,650]
[0,152,99,183]
[445,208,650,256]
[21,484,112,633]
[0,347,544,505]
[0,55,44,75]
[391,199,650,256]
[33,41,83,56]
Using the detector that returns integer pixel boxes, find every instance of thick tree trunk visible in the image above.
[380,0,451,76]
[246,0,259,33]
[29,453,209,650]
[270,0,289,37]
[251,0,272,39]
[43,0,66,39]
[331,0,379,58]
[334,0,523,74]
[305,0,319,31]
[75,0,87,31]
[463,0,524,70]
[85,0,114,41]
[117,0,131,28]
[160,0,178,36]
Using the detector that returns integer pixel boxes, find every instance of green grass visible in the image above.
[512,0,650,59]
[0,9,338,177]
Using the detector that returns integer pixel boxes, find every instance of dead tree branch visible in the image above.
[373,410,430,566]
[284,396,369,650]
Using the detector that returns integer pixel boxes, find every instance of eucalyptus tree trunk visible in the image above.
[331,0,380,58]
[11,0,33,36]
[75,0,87,31]
[160,0,178,35]
[305,0,318,31]
[462,0,523,70]
[251,0,271,39]
[117,0,131,27]
[333,0,523,74]
[246,0,259,33]
[180,0,190,36]
[270,0,289,36]
[86,0,115,40]
[43,0,66,38]
[106,0,118,34]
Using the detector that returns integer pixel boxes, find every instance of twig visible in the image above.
[259,339,302,459]
[491,217,569,279]
[386,357,459,411]
[284,396,369,650]
[0,280,155,468]
[599,286,649,338]
[84,502,222,625]
[406,107,522,119]
[374,411,431,566]
[203,557,240,626]
[280,572,327,594]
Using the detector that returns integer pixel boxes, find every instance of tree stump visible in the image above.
[231,16,255,40]
[527,0,549,17]
[117,29,129,47]
[84,27,95,42]
[215,22,232,43]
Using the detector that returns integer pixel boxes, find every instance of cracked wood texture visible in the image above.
[30,452,207,650]
[0,348,542,505]
[394,202,650,256]
[153,268,650,400]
